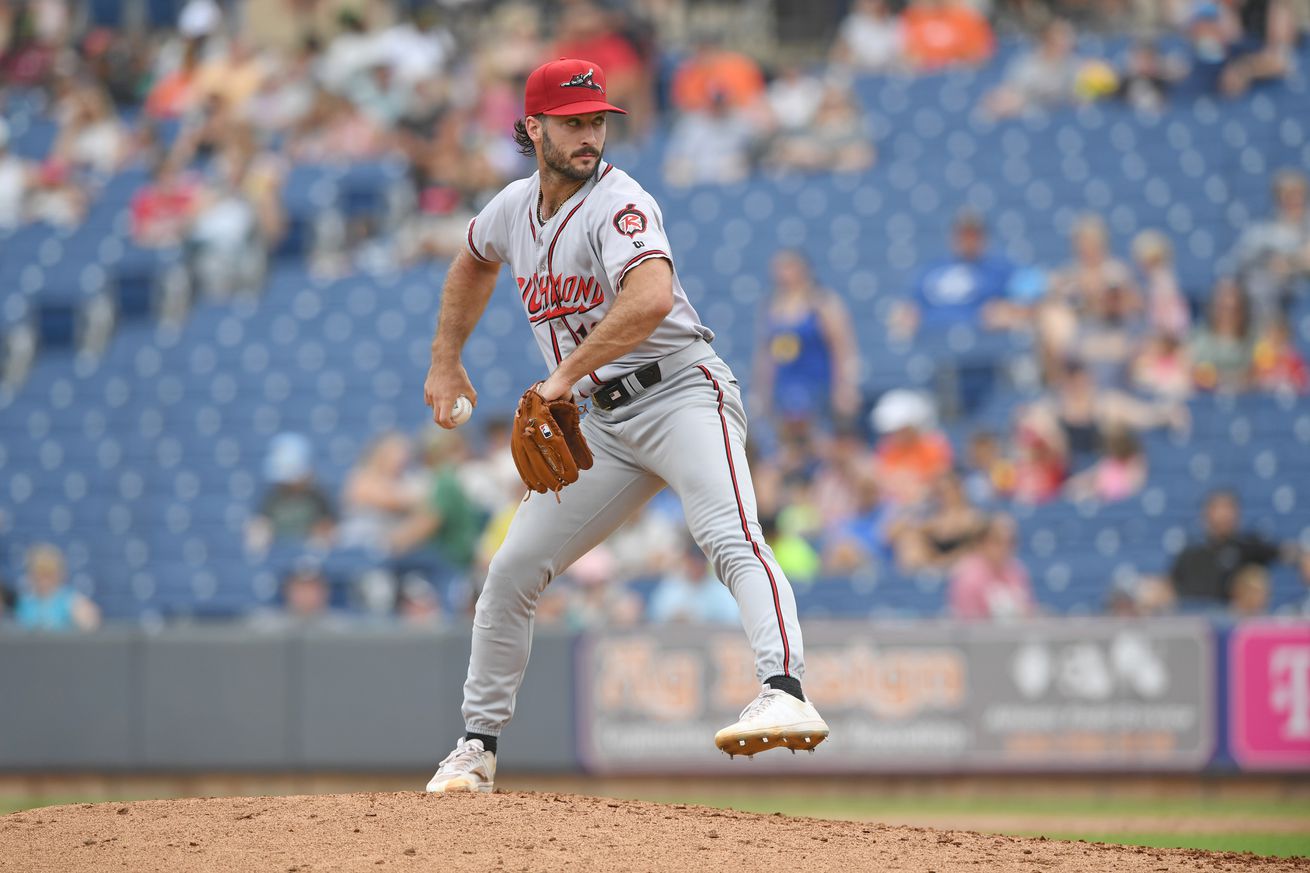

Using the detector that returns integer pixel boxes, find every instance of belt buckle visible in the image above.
[595,381,630,411]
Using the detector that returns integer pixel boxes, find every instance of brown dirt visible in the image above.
[2,791,1308,873]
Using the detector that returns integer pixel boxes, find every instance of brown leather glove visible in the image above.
[511,385,594,496]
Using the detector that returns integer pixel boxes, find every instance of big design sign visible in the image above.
[577,619,1215,773]
[1229,620,1310,770]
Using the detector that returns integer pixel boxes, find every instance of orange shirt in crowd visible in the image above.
[874,431,953,503]
[671,50,765,112]
[902,2,994,70]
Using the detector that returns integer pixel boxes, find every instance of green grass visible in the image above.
[1027,833,1310,858]
[615,792,1310,858]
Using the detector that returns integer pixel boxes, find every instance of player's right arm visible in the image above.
[425,249,501,428]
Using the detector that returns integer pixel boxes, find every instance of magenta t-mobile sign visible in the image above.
[1230,621,1310,770]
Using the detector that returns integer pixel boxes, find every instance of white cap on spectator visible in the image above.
[871,389,936,434]
[179,0,222,38]
[264,432,313,483]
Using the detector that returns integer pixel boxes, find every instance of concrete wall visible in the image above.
[0,627,576,772]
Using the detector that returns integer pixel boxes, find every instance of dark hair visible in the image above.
[513,115,544,157]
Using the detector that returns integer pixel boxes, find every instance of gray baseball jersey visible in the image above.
[458,160,806,738]
[466,160,713,397]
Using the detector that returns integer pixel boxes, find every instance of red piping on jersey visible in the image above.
[696,364,791,677]
[467,219,491,262]
[617,249,669,284]
[527,205,538,242]
[545,163,614,278]
[548,323,563,365]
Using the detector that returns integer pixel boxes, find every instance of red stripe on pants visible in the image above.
[696,364,790,677]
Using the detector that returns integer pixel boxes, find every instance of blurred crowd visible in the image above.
[1,0,1309,630]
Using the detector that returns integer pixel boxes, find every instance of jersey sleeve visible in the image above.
[595,189,673,291]
[465,187,513,264]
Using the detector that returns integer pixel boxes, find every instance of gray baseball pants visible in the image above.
[462,349,805,737]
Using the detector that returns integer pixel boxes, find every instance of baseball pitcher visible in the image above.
[422,58,828,793]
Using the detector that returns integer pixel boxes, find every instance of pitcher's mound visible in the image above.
[3,791,1307,872]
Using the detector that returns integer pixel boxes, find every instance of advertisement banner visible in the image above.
[576,619,1214,773]
[1229,620,1310,770]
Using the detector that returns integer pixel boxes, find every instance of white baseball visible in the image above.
[450,395,473,427]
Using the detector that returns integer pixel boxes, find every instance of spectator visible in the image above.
[389,428,485,576]
[1040,214,1138,379]
[1069,279,1147,388]
[560,547,642,630]
[1107,573,1177,617]
[892,473,988,573]
[670,36,766,114]
[13,544,100,632]
[1219,0,1300,96]
[810,425,873,530]
[984,18,1080,117]
[902,0,994,71]
[762,514,822,586]
[1190,277,1254,391]
[145,37,205,119]
[249,562,354,630]
[245,433,336,554]
[130,154,202,248]
[338,431,421,554]
[0,120,33,228]
[397,577,446,628]
[1033,360,1184,470]
[1064,424,1148,503]
[648,541,740,625]
[1011,409,1069,504]
[766,65,826,134]
[831,0,904,73]
[1115,39,1186,112]
[948,515,1036,621]
[890,210,1019,340]
[1283,552,1310,616]
[752,249,861,426]
[764,85,876,174]
[1132,331,1194,401]
[1132,229,1190,339]
[1229,169,1310,330]
[458,418,522,515]
[871,389,952,506]
[551,4,652,135]
[188,134,277,297]
[663,91,758,187]
[962,430,1015,506]
[1252,317,1309,393]
[52,84,131,177]
[1230,564,1271,617]
[1169,489,1295,604]
[823,473,895,572]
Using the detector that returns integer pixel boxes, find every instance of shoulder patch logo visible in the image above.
[612,203,647,237]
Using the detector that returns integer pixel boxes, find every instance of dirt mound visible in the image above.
[3,791,1307,873]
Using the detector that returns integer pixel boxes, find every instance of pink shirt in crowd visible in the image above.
[948,552,1035,620]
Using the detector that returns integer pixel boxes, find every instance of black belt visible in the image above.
[590,362,663,411]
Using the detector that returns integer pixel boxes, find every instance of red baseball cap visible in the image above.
[524,58,627,117]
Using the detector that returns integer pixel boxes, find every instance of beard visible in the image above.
[540,127,601,181]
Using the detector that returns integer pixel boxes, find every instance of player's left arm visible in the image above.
[538,258,674,400]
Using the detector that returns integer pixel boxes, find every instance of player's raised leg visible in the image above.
[427,416,663,792]
[631,360,828,757]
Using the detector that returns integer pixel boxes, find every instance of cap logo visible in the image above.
[561,68,604,93]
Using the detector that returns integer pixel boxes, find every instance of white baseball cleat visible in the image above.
[714,687,829,758]
[425,737,496,793]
